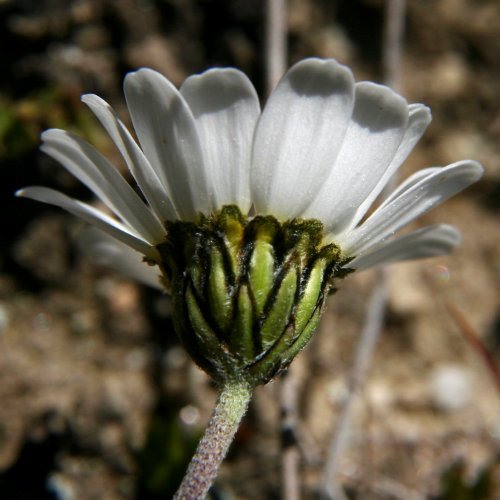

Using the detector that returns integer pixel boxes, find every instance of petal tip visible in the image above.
[351,82,409,133]
[468,160,485,176]
[410,104,432,128]
[40,128,61,141]
[450,159,485,184]
[81,93,103,106]
[124,67,164,85]
[285,57,355,98]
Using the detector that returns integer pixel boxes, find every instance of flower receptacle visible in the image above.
[157,206,352,386]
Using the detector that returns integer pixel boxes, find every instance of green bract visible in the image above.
[157,206,352,386]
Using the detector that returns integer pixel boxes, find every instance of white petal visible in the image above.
[41,129,166,244]
[82,94,177,221]
[348,224,461,270]
[347,104,432,230]
[377,167,441,210]
[304,82,409,233]
[341,160,483,255]
[181,68,260,212]
[124,68,210,220]
[16,187,156,258]
[251,58,355,219]
[78,228,163,289]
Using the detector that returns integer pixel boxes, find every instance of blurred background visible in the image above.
[1,0,499,498]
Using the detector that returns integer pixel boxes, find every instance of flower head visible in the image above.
[17,58,483,384]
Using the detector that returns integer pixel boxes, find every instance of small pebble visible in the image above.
[430,364,472,411]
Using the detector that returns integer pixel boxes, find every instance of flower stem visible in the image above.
[173,379,253,499]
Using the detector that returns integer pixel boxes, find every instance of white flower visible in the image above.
[17,58,483,288]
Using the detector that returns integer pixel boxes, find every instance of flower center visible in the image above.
[156,205,353,385]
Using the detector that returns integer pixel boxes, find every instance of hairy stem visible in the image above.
[280,365,301,500]
[173,379,253,499]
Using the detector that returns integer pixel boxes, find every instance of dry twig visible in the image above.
[265,0,287,94]
[320,2,407,497]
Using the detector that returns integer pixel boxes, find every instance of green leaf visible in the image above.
[186,285,234,376]
[248,222,276,317]
[207,243,232,333]
[259,266,298,352]
[229,284,255,362]
[295,258,328,333]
